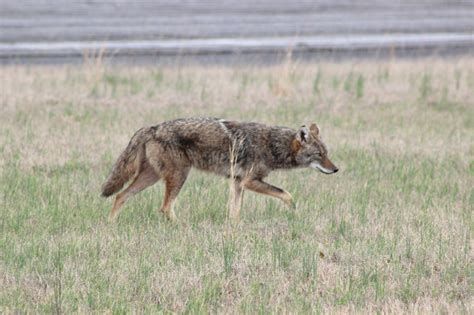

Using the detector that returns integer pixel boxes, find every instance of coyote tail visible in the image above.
[101,127,153,197]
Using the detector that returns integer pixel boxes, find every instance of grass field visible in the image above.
[1,57,473,313]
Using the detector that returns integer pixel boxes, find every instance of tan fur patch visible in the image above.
[309,123,319,137]
[291,138,301,154]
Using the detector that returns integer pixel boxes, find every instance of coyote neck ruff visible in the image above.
[102,117,339,221]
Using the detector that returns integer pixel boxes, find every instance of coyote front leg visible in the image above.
[229,179,244,220]
[243,178,295,209]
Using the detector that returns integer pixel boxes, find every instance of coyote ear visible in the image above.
[309,123,319,137]
[296,125,310,143]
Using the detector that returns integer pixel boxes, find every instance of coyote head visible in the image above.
[294,123,339,174]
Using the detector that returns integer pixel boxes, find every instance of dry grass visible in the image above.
[0,57,473,313]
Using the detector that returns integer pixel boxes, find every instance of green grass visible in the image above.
[0,58,473,313]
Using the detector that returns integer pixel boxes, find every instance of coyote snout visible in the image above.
[102,118,339,221]
[311,158,339,174]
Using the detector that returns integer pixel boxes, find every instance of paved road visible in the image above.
[1,0,473,63]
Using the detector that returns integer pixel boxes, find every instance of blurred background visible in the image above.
[1,0,473,64]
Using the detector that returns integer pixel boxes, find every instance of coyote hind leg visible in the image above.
[159,168,190,221]
[109,165,159,221]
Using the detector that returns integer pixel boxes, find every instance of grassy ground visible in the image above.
[0,57,473,313]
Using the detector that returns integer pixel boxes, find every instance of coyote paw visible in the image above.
[284,199,296,210]
[166,211,177,222]
[281,192,296,209]
[159,208,177,222]
[289,200,296,210]
[108,213,117,223]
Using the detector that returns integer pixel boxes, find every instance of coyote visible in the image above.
[102,118,338,221]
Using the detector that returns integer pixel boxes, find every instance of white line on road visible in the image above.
[1,33,472,56]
